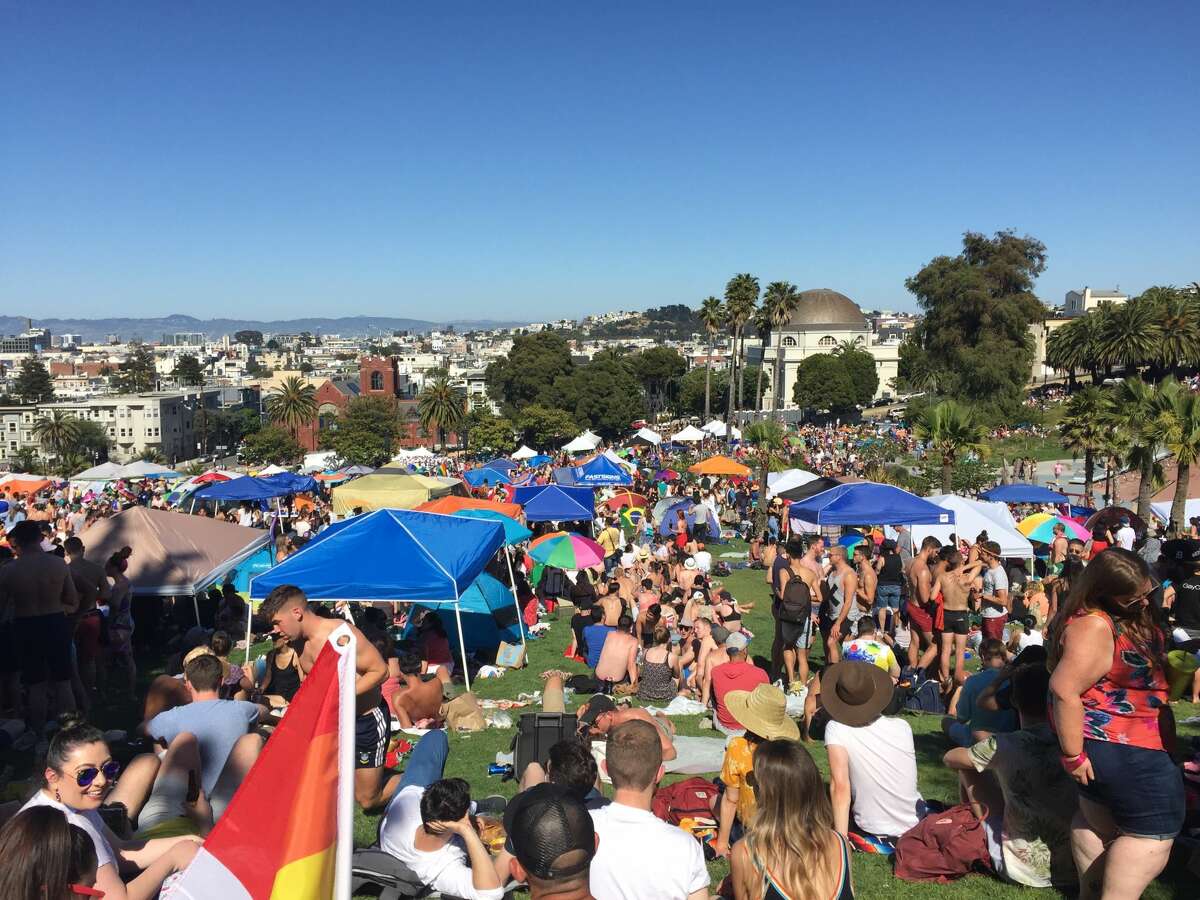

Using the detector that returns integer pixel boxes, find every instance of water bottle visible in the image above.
[487,763,513,778]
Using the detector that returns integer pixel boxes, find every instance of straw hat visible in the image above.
[723,683,799,741]
[820,661,893,727]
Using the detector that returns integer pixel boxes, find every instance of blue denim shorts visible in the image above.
[873,584,902,612]
[1079,739,1184,839]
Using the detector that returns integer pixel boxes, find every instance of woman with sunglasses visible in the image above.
[18,715,204,900]
[0,805,101,898]
[1048,548,1183,900]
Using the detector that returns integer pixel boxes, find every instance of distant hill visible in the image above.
[0,314,523,343]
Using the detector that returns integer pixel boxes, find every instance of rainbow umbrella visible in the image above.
[838,531,866,554]
[1017,513,1091,544]
[605,491,651,511]
[528,532,607,569]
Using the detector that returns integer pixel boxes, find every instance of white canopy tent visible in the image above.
[670,425,707,443]
[602,448,637,473]
[301,450,339,473]
[909,494,1035,559]
[767,468,820,498]
[511,445,537,460]
[114,460,178,479]
[630,427,662,445]
[701,419,741,440]
[255,463,290,476]
[1151,499,1200,524]
[562,430,603,453]
[70,461,125,482]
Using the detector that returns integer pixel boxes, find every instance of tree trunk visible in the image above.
[755,356,765,418]
[942,453,954,494]
[1083,449,1095,507]
[725,333,737,448]
[1170,460,1190,535]
[753,454,770,536]
[704,336,713,421]
[737,330,746,426]
[772,329,784,422]
[1136,455,1153,521]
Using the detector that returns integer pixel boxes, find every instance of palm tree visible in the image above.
[1097,299,1162,375]
[743,419,786,535]
[751,306,772,417]
[723,274,759,435]
[9,447,41,473]
[1045,320,1090,389]
[1058,385,1108,505]
[1102,376,1161,520]
[32,410,82,461]
[265,376,318,439]
[912,400,988,494]
[418,375,467,449]
[698,296,724,421]
[1146,288,1200,377]
[140,447,167,464]
[1153,378,1200,532]
[761,281,802,421]
[54,450,90,479]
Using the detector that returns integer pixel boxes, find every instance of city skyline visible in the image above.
[3,2,1197,320]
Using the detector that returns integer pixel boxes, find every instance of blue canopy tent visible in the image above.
[463,466,512,488]
[551,467,580,486]
[250,509,508,689]
[402,573,526,654]
[787,482,956,526]
[481,458,517,472]
[571,454,634,486]
[528,454,553,467]
[259,472,320,493]
[979,484,1069,504]
[452,508,533,545]
[191,475,300,503]
[512,484,595,523]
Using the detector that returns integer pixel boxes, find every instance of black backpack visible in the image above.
[778,571,813,624]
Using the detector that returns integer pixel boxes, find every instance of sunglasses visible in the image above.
[75,760,121,788]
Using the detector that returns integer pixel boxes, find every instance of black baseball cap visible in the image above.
[577,694,615,728]
[504,783,596,880]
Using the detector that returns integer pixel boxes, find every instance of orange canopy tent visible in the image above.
[0,477,55,497]
[687,455,751,477]
[415,495,524,521]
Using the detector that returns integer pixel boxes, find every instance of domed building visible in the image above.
[749,289,900,411]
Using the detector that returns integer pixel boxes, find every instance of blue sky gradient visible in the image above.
[2,2,1197,321]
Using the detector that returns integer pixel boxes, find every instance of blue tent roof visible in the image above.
[249,509,505,601]
[463,466,512,487]
[528,454,553,467]
[192,475,304,502]
[511,484,595,522]
[481,458,517,472]
[259,472,320,494]
[572,454,634,486]
[403,573,525,652]
[551,466,579,486]
[787,482,956,526]
[452,508,532,545]
[979,484,1069,504]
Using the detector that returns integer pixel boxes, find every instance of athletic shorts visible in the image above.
[906,602,934,633]
[355,702,392,769]
[75,611,102,664]
[15,613,73,685]
[873,584,902,612]
[981,615,1006,642]
[779,617,813,650]
[942,609,970,636]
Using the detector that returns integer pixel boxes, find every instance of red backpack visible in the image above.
[892,804,992,883]
[651,777,720,825]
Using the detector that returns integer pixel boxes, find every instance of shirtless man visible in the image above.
[576,694,677,761]
[930,548,980,686]
[64,536,110,698]
[853,544,877,623]
[1049,523,1068,572]
[0,521,78,731]
[821,547,859,665]
[904,536,942,672]
[635,579,659,614]
[677,558,701,593]
[259,584,395,810]
[777,548,820,686]
[388,651,446,728]
[599,583,623,627]
[595,615,639,691]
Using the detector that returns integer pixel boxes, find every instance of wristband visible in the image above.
[1060,751,1088,773]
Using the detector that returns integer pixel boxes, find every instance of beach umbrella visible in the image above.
[1017,513,1091,544]
[605,491,650,511]
[1084,507,1147,536]
[528,532,606,569]
[655,469,680,482]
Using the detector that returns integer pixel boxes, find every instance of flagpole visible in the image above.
[333,624,356,900]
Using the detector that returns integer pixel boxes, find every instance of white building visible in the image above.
[749,289,900,409]
[1063,287,1127,317]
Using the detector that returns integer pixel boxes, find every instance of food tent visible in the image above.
[571,454,634,486]
[416,495,524,521]
[511,445,537,460]
[978,484,1069,504]
[70,461,125,482]
[329,473,452,515]
[701,420,741,440]
[512,484,595,522]
[911,494,1034,559]
[767,468,820,498]
[250,509,507,689]
[562,430,602,453]
[81,506,271,615]
[463,466,512,488]
[670,425,707,443]
[629,427,662,446]
[688,455,751,477]
[787,482,955,526]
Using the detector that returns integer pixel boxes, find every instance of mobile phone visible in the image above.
[186,769,200,803]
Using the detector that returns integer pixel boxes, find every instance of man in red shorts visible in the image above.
[904,536,941,673]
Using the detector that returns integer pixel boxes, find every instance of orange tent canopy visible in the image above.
[416,495,523,521]
[0,478,55,497]
[687,455,751,477]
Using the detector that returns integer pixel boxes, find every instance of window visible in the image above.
[370,371,384,391]
[818,336,836,347]
[781,336,797,347]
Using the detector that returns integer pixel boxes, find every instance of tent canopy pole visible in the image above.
[504,545,526,648]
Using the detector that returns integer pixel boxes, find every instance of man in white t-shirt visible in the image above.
[589,720,709,900]
[979,540,1010,643]
[822,661,926,843]
[692,544,713,574]
[1115,516,1136,551]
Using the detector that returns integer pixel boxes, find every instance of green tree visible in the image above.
[465,408,516,455]
[698,296,724,421]
[832,344,879,407]
[561,353,646,439]
[326,395,398,466]
[1058,385,1108,504]
[140,447,167,464]
[1141,286,1200,377]
[630,347,686,421]
[761,281,801,420]
[115,342,157,393]
[1045,320,1092,389]
[418,375,467,449]
[174,354,204,387]
[265,376,318,438]
[1102,376,1161,520]
[210,407,261,451]
[1153,378,1200,532]
[32,411,82,461]
[912,399,989,494]
[72,420,111,461]
[743,420,786,534]
[485,332,575,415]
[904,231,1046,415]
[1096,298,1162,374]
[234,329,263,346]
[13,357,54,404]
[9,447,42,473]
[723,273,759,433]
[240,425,303,466]
[516,404,577,449]
[917,455,998,495]
[791,355,857,414]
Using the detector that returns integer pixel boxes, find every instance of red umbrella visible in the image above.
[605,491,651,511]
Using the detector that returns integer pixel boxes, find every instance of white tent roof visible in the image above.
[256,463,290,476]
[602,448,637,472]
[511,445,537,460]
[301,450,339,473]
[563,431,603,453]
[114,460,178,479]
[70,461,125,482]
[631,427,662,445]
[1151,499,1200,524]
[911,494,1035,559]
[670,425,707,442]
[701,419,741,439]
[767,468,820,497]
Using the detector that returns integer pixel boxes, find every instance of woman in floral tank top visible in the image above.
[1048,548,1183,900]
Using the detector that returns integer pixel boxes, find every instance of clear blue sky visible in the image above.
[3,2,1197,322]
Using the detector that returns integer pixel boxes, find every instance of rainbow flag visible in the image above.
[171,625,356,899]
